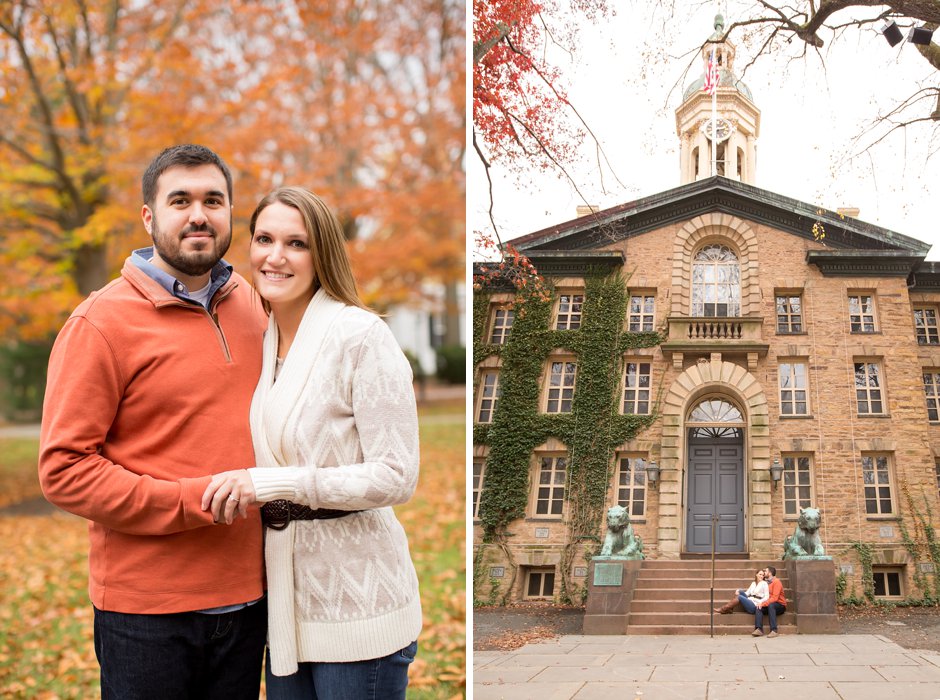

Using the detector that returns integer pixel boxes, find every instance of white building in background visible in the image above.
[385,280,466,377]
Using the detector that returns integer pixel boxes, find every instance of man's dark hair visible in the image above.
[142,144,233,207]
[766,566,776,576]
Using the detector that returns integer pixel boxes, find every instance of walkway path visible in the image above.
[0,424,39,438]
[474,633,940,699]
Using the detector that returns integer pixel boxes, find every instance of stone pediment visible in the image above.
[511,177,930,263]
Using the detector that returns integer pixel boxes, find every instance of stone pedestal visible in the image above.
[583,559,643,634]
[785,557,841,634]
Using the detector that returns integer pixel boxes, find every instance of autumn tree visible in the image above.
[0,0,465,342]
[473,0,621,251]
[0,0,270,339]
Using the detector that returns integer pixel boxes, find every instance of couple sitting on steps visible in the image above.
[714,565,788,637]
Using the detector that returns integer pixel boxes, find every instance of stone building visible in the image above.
[473,20,940,607]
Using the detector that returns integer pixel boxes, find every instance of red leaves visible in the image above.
[472,0,612,172]
[473,232,551,303]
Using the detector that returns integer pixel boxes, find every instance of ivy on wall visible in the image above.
[897,484,940,604]
[473,272,662,603]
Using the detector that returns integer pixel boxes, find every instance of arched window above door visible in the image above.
[691,243,740,317]
[688,397,744,439]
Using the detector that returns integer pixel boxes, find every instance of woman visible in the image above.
[714,569,768,615]
[201,187,421,699]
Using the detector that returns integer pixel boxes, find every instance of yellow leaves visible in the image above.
[812,208,827,241]
[70,203,135,247]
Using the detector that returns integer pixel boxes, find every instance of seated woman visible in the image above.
[714,569,768,614]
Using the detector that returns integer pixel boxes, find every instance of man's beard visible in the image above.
[151,213,232,278]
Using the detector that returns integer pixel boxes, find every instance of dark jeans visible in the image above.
[736,593,758,615]
[265,640,418,700]
[93,599,266,700]
[755,602,786,632]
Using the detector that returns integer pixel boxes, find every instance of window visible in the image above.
[872,567,904,598]
[489,307,514,345]
[628,294,655,331]
[525,567,556,599]
[687,398,745,439]
[935,460,940,498]
[691,244,740,317]
[782,455,813,516]
[476,370,501,424]
[778,361,809,416]
[622,361,651,415]
[848,294,876,333]
[776,294,803,333]
[535,455,566,516]
[545,361,577,413]
[854,362,884,415]
[861,454,894,515]
[924,372,940,421]
[472,460,485,519]
[914,307,940,345]
[615,455,647,518]
[555,293,584,330]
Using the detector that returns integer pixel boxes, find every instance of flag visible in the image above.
[704,50,719,95]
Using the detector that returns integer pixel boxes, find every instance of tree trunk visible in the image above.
[72,243,110,297]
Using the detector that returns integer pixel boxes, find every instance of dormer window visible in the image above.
[691,244,740,317]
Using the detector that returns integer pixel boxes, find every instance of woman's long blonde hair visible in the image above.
[249,186,370,312]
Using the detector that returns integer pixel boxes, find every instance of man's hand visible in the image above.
[201,470,257,525]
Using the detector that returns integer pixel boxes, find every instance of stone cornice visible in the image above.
[473,251,624,291]
[524,250,624,276]
[910,262,940,292]
[805,250,924,277]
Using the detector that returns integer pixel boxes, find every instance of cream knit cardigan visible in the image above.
[248,289,422,676]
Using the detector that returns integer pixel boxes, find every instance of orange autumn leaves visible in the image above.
[0,0,465,341]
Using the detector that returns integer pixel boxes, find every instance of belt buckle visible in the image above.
[264,501,292,530]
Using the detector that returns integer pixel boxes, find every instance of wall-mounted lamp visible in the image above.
[769,458,784,489]
[908,25,935,45]
[645,460,661,486]
[881,21,903,46]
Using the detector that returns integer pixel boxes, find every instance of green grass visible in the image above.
[0,403,466,698]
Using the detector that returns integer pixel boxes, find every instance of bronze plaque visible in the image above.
[593,562,623,587]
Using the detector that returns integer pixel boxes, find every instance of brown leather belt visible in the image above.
[260,500,361,530]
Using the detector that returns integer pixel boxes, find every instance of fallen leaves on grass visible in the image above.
[396,413,467,697]
[0,513,98,698]
[0,404,467,699]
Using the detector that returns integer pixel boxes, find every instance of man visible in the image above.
[39,144,266,698]
[753,566,787,637]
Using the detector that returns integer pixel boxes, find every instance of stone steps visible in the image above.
[625,560,793,635]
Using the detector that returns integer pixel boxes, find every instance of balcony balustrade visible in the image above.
[659,316,768,368]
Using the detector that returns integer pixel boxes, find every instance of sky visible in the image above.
[470,1,940,259]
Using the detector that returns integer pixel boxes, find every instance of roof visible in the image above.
[511,176,931,258]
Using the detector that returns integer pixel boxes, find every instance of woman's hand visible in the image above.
[201,470,257,525]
